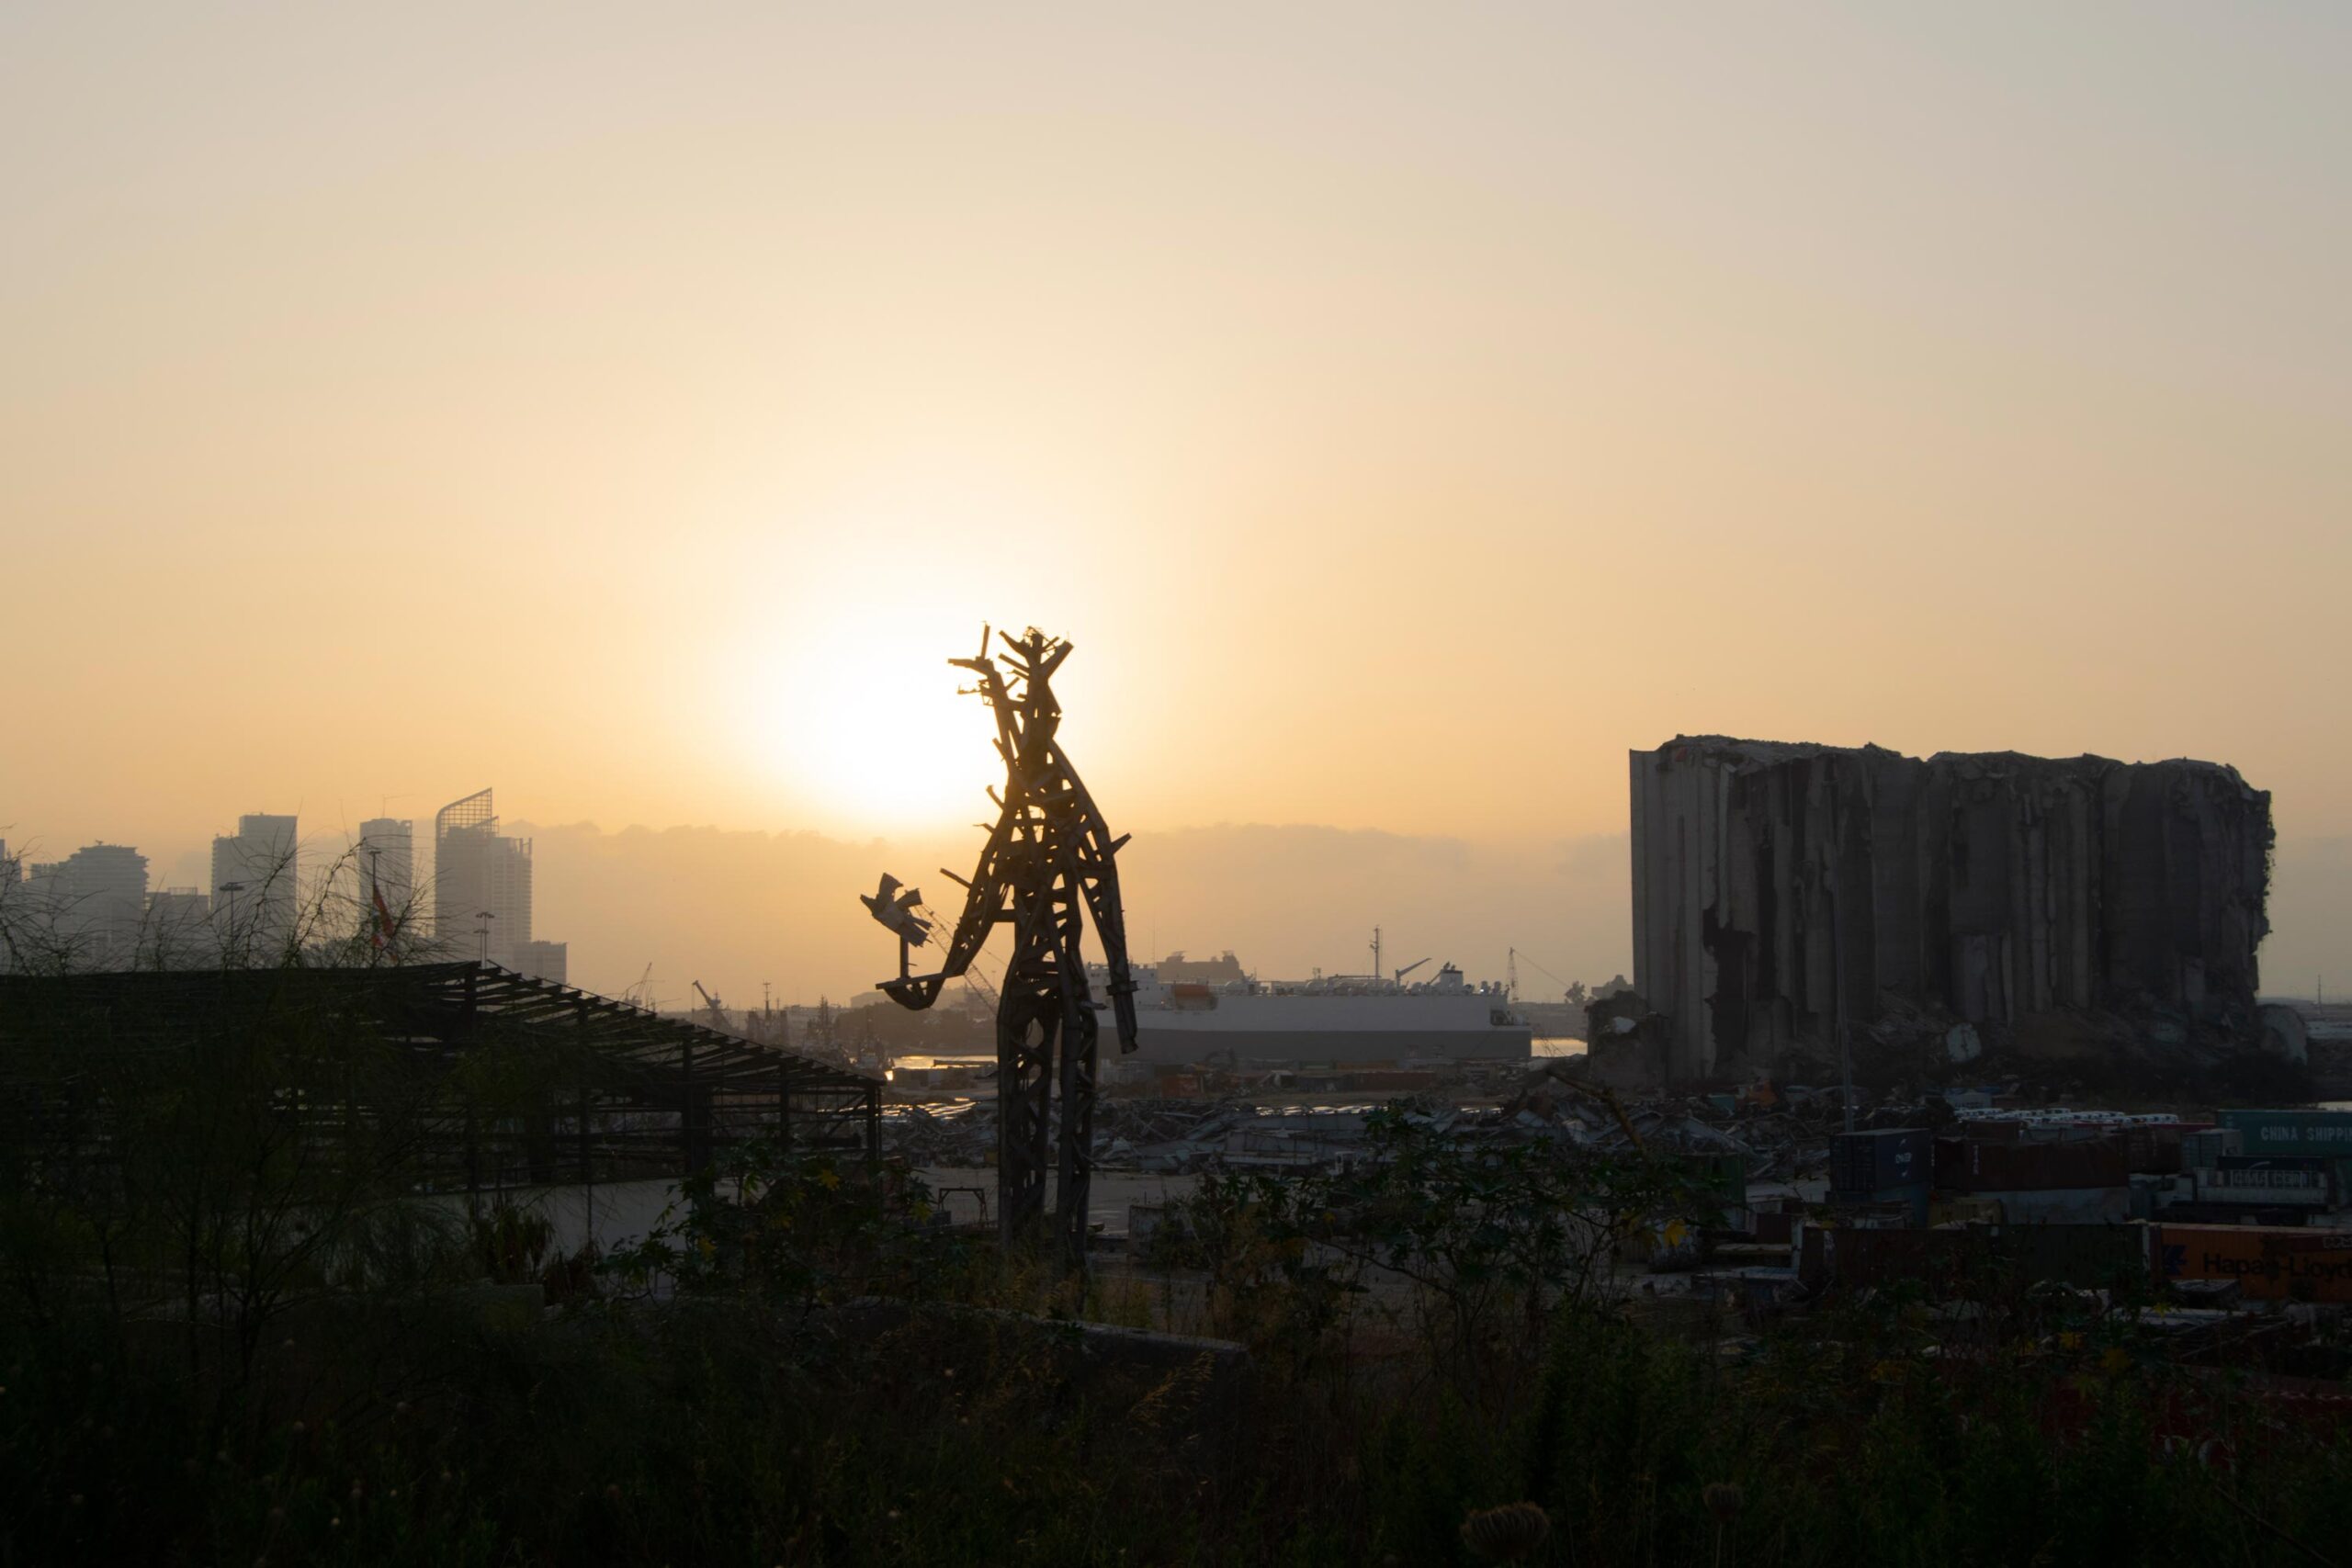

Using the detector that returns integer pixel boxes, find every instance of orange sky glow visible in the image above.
[4,5,2346,1000]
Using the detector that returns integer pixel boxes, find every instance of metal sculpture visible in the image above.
[865,626,1138,1261]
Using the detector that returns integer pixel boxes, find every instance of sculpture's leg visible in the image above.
[1055,999,1100,1269]
[996,987,1057,1247]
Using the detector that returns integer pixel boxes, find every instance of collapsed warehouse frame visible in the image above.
[0,961,879,1197]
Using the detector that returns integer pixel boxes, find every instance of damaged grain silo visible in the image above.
[1622,737,2273,1084]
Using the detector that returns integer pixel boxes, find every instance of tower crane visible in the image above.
[959,950,1002,1014]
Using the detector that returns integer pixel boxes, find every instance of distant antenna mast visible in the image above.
[1370,926,1382,981]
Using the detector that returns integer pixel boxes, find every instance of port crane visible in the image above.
[863,626,1139,1264]
[1369,928,1430,987]
[691,980,728,1031]
[1507,946,1577,1005]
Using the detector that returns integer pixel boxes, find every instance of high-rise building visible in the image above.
[510,939,568,985]
[353,817,417,948]
[211,813,300,959]
[141,887,216,968]
[32,842,150,966]
[0,840,21,975]
[435,790,532,965]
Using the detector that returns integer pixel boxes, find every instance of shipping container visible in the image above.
[2216,1110,2352,1158]
[1807,1226,1944,1290]
[1993,1187,2133,1225]
[2117,1123,2194,1175]
[2192,1157,2333,1209]
[1830,1183,1929,1226]
[2128,1175,2165,1222]
[1936,1135,2128,1193]
[2159,1202,2315,1227]
[2217,1152,2334,1172]
[2201,1128,2352,1189]
[2181,1128,2243,1168]
[2002,1224,2152,1289]
[1929,1195,2006,1228]
[1808,1224,2153,1294]
[2018,1123,2122,1145]
[1815,1227,1988,1292]
[1832,1129,1931,1194]
[2214,1151,2352,1195]
[2154,1224,2352,1302]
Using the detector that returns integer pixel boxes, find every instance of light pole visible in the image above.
[476,910,494,964]
[364,846,384,957]
[218,881,247,965]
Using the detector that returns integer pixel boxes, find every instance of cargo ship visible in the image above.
[1089,947,1532,1066]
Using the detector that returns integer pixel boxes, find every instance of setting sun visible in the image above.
[752,622,1001,832]
[706,481,1059,831]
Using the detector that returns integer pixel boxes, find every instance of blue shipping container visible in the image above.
[2181,1129,2241,1167]
[1832,1129,1931,1194]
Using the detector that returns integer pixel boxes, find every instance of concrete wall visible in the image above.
[1629,738,2272,1080]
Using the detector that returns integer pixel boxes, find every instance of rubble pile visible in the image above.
[1102,1100,1246,1171]
[880,1097,1256,1172]
[1498,1081,1832,1184]
[881,1070,1865,1185]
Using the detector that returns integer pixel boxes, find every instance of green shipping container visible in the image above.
[2213,1112,2352,1190]
[2217,1110,2352,1156]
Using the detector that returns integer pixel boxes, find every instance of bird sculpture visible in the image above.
[860,873,932,946]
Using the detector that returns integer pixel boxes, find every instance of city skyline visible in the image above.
[6,770,2345,1011]
[1,787,565,984]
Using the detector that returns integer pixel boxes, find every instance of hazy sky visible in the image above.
[5,6,2347,993]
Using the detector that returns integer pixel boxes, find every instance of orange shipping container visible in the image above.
[2155,1225,2352,1303]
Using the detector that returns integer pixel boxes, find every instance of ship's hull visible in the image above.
[1130,1023,1530,1064]
[1108,993,1532,1065]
